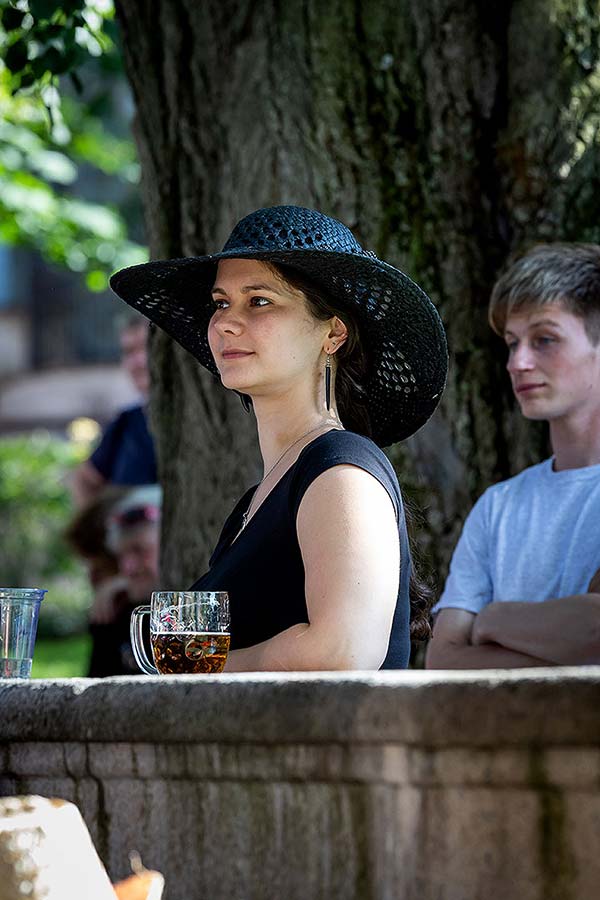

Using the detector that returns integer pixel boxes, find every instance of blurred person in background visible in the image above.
[107,484,162,608]
[65,486,133,676]
[66,484,161,675]
[70,314,157,506]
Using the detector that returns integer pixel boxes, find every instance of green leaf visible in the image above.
[61,0,87,15]
[0,38,147,285]
[86,268,108,291]
[61,27,78,54]
[2,178,54,214]
[35,45,67,75]
[4,39,29,74]
[62,42,86,70]
[30,56,51,80]
[30,148,78,184]
[1,6,27,31]
[102,19,119,44]
[17,71,37,90]
[35,22,65,41]
[67,200,123,239]
[28,0,61,21]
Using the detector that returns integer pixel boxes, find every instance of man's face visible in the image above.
[120,323,150,397]
[504,302,600,423]
[116,523,159,601]
[85,554,118,589]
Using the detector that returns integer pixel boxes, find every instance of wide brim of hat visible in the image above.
[110,248,448,447]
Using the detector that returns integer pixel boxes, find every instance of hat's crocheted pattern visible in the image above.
[110,206,447,446]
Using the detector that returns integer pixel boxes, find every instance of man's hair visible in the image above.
[115,308,149,335]
[489,243,600,344]
[65,486,128,559]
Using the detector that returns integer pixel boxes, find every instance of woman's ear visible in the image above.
[328,316,348,351]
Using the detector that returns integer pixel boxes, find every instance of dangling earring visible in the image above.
[325,353,332,411]
[240,393,252,413]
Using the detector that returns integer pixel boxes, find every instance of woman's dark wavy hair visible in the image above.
[241,261,434,641]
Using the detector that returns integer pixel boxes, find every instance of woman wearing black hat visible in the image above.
[110,206,447,670]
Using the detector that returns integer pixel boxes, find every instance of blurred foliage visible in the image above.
[0,432,93,636]
[31,632,91,677]
[1,0,114,93]
[0,0,147,290]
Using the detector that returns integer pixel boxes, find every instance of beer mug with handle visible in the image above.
[131,591,230,674]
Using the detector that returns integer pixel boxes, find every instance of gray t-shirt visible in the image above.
[433,458,600,615]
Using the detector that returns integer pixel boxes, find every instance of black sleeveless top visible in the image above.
[190,430,411,668]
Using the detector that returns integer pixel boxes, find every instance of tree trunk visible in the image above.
[114,0,600,590]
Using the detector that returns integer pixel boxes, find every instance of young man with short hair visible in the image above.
[427,244,600,669]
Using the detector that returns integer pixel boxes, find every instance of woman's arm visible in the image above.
[223,465,400,672]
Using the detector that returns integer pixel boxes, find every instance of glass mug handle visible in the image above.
[130,606,157,675]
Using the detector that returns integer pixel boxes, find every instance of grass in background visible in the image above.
[1,433,93,639]
[31,633,91,678]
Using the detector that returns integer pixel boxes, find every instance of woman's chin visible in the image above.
[220,374,253,393]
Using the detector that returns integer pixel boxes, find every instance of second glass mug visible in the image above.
[131,591,230,675]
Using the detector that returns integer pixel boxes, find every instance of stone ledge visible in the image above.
[2,671,600,900]
[4,742,600,788]
[1,668,600,745]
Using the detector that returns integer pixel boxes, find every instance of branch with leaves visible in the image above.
[2,0,115,95]
[0,0,146,289]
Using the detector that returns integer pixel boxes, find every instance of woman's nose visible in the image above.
[213,308,243,335]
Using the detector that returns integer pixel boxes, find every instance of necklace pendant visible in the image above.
[238,422,338,535]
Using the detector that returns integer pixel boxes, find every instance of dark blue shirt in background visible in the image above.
[90,404,157,485]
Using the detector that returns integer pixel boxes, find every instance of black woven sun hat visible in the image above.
[110,205,448,447]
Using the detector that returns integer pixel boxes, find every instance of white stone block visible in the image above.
[0,796,115,900]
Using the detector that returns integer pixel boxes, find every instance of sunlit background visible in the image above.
[0,0,146,676]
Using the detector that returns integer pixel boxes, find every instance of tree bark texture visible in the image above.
[114,0,600,590]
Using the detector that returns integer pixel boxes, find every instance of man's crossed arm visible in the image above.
[426,570,600,670]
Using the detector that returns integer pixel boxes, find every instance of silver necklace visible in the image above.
[241,421,340,530]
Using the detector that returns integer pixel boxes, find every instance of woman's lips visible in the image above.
[221,350,254,359]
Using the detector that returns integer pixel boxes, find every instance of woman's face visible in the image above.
[208,259,331,398]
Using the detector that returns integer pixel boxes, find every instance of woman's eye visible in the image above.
[210,296,271,310]
[534,336,555,348]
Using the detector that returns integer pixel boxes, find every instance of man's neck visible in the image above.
[550,412,600,470]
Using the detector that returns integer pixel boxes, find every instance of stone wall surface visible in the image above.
[1,670,599,900]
